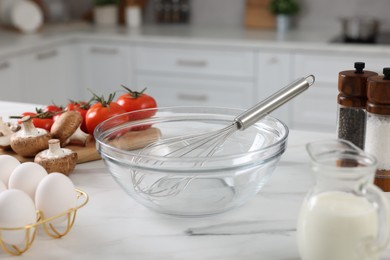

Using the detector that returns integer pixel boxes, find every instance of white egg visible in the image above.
[0,155,20,188]
[0,189,37,245]
[35,173,77,225]
[8,162,47,200]
[0,180,6,193]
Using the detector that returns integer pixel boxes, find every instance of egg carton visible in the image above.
[0,189,88,256]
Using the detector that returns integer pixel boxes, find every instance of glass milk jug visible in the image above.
[297,140,390,260]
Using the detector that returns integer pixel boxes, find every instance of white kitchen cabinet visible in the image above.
[0,56,22,102]
[136,75,253,108]
[135,45,255,79]
[78,42,132,99]
[134,45,256,108]
[291,52,390,132]
[256,51,292,125]
[19,44,79,105]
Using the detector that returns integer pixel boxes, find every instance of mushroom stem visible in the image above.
[67,127,90,146]
[20,116,40,136]
[34,139,78,175]
[51,111,91,147]
[47,139,64,157]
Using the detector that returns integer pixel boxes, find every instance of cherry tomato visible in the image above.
[85,93,127,135]
[43,104,63,114]
[36,104,63,126]
[18,112,54,132]
[16,112,36,124]
[116,86,157,120]
[66,101,90,133]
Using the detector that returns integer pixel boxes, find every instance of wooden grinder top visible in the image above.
[367,68,390,115]
[338,62,378,108]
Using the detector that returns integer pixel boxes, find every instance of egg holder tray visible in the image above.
[0,189,88,256]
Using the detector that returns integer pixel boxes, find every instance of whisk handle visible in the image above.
[234,75,315,130]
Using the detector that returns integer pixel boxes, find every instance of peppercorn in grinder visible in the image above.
[337,62,378,149]
[365,68,390,191]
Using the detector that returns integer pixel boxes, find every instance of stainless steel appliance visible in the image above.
[331,32,390,45]
[340,17,379,43]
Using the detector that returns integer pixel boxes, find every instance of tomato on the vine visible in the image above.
[66,100,91,133]
[17,111,54,132]
[85,93,127,135]
[43,104,63,114]
[41,104,63,123]
[116,86,157,120]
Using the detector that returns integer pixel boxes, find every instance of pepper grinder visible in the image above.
[365,68,390,191]
[337,62,378,149]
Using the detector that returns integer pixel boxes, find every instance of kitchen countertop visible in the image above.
[1,22,390,59]
[1,101,390,259]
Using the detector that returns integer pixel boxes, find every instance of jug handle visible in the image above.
[364,184,390,254]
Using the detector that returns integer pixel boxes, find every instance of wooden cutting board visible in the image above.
[0,139,101,164]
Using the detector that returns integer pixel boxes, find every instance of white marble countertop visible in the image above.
[1,101,390,259]
[1,22,390,59]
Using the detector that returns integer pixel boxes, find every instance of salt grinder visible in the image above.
[365,68,390,191]
[337,62,378,149]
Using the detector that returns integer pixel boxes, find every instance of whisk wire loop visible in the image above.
[130,75,315,199]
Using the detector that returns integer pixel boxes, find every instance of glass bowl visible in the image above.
[94,107,289,217]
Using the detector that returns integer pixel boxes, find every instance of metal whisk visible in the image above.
[131,75,315,198]
[139,75,315,158]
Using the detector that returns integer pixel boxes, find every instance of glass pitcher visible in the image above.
[297,139,390,260]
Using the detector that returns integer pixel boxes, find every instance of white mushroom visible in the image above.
[50,111,90,147]
[34,139,78,175]
[7,122,21,132]
[0,117,13,149]
[10,116,51,157]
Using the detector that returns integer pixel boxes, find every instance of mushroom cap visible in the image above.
[51,111,83,147]
[34,149,78,175]
[9,116,51,157]
[0,134,11,149]
[10,132,51,157]
[0,118,13,149]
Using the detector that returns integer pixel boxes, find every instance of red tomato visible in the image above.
[43,104,63,114]
[116,86,157,120]
[19,112,54,132]
[16,112,36,123]
[86,95,127,135]
[38,104,63,125]
[66,101,90,133]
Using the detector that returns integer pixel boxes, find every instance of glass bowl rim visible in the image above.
[94,106,289,163]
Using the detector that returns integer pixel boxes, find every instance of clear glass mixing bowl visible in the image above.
[94,107,289,217]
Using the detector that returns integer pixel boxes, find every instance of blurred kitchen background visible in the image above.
[1,0,389,133]
[31,0,390,31]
